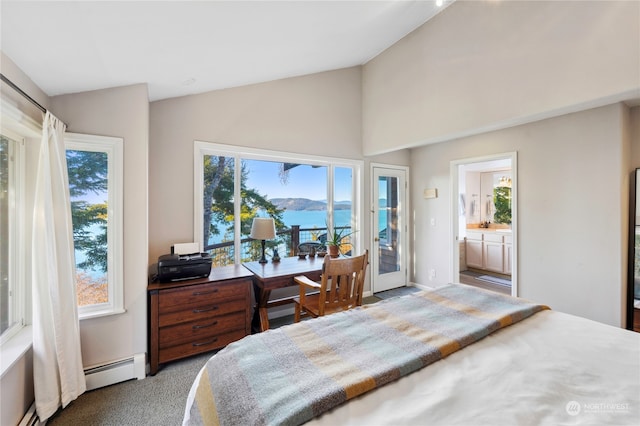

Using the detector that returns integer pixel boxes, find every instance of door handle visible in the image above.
[374,237,380,242]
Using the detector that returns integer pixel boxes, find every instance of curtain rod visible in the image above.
[1,72,47,114]
[1,73,70,128]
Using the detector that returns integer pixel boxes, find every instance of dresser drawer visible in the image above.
[148,266,253,375]
[159,311,246,348]
[158,329,247,364]
[159,297,247,327]
[158,280,244,310]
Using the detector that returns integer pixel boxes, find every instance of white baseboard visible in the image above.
[84,353,146,391]
[411,282,434,291]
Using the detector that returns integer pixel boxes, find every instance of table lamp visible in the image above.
[250,217,276,264]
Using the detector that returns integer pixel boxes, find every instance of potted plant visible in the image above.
[325,223,355,258]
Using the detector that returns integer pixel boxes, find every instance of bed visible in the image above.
[183,284,640,425]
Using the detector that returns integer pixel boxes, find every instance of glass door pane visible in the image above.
[373,167,406,292]
[378,176,400,275]
[202,155,235,266]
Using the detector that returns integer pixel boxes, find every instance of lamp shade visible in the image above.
[250,217,276,240]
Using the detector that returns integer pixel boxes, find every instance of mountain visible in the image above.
[270,198,351,211]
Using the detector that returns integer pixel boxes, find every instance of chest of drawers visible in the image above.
[148,264,253,375]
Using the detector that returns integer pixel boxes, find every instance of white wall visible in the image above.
[363,0,640,155]
[149,67,411,296]
[411,103,631,327]
[51,84,149,368]
[149,67,364,262]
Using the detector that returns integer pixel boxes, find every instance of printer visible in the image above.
[157,252,212,282]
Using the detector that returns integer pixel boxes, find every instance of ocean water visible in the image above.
[208,209,387,245]
[282,209,351,229]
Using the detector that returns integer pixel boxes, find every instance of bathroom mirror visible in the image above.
[465,170,512,226]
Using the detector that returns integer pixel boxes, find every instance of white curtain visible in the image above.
[32,112,86,421]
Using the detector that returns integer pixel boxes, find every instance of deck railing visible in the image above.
[203,225,352,267]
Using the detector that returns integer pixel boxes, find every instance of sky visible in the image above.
[244,159,352,201]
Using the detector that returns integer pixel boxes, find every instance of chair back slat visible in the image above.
[294,250,369,321]
[320,251,368,312]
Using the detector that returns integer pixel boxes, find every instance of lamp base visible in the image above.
[259,239,268,263]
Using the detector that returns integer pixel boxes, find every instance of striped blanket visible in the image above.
[184,284,548,426]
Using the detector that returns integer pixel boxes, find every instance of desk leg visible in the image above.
[258,289,272,332]
[251,282,272,333]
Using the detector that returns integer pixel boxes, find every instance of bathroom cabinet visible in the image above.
[465,232,484,269]
[483,234,504,273]
[465,230,511,275]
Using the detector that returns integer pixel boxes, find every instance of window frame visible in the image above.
[0,130,26,345]
[194,141,364,264]
[0,98,40,356]
[65,133,124,319]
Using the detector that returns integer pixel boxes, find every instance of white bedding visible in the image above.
[307,310,640,425]
[184,309,640,425]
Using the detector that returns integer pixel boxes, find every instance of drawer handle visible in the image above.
[193,289,219,296]
[193,338,218,347]
[193,305,219,313]
[193,320,218,330]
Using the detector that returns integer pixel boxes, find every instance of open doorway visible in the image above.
[450,153,517,296]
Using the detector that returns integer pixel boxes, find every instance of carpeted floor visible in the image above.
[47,286,419,425]
[48,351,212,426]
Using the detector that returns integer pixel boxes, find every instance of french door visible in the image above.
[371,165,408,293]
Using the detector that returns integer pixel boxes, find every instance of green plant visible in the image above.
[493,186,512,224]
[325,222,356,247]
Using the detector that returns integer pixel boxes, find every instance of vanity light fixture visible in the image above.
[498,176,512,188]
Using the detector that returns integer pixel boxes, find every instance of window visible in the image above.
[194,142,363,265]
[0,134,25,344]
[65,133,124,319]
[0,99,40,347]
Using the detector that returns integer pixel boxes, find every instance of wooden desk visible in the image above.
[243,256,323,332]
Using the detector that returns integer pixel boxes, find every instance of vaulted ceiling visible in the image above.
[1,1,453,101]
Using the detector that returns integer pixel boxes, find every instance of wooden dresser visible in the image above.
[148,264,253,375]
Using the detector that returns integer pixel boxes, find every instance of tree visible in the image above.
[66,150,109,274]
[493,186,512,224]
[203,156,285,263]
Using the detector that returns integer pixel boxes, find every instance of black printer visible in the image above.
[157,252,212,282]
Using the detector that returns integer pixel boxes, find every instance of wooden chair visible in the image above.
[293,250,368,322]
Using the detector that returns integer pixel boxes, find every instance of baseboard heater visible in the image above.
[84,353,146,391]
[18,403,42,426]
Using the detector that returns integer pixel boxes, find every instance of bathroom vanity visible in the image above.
[465,229,512,275]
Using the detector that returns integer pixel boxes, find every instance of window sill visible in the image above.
[79,308,126,321]
[0,325,32,379]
